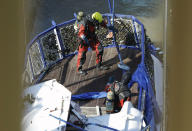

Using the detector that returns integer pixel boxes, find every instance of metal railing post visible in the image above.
[52,20,65,59]
[37,39,47,68]
[141,24,145,65]
[132,19,139,45]
[28,53,34,81]
[133,17,145,65]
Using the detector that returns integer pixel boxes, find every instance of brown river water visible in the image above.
[25,0,165,49]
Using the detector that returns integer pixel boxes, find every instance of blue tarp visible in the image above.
[72,91,107,100]
[131,63,156,130]
[70,63,156,130]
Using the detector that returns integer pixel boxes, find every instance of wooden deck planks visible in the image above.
[41,47,141,107]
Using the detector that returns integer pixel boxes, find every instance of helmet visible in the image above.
[92,12,103,23]
[77,11,85,21]
[78,11,84,17]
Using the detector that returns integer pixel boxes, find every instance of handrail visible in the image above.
[24,18,76,66]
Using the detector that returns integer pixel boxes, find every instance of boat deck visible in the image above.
[41,47,141,107]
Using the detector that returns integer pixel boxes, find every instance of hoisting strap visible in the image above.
[49,114,86,131]
[49,114,120,131]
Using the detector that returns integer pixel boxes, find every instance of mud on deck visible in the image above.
[41,47,141,107]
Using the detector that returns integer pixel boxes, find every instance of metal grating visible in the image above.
[29,42,44,76]
[59,17,137,55]
[144,35,155,92]
[60,25,79,54]
[40,31,61,65]
[23,55,33,87]
[114,18,136,46]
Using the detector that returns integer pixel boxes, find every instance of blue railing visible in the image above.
[24,18,76,66]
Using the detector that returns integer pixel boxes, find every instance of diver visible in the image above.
[74,11,113,75]
[104,71,139,113]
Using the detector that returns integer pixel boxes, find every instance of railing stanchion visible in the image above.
[37,39,47,68]
[28,53,34,82]
[52,20,65,59]
[132,18,139,45]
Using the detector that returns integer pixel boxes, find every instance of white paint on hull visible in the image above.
[151,54,163,131]
[22,79,71,131]
[86,101,143,131]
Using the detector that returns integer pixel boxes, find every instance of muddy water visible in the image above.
[28,0,164,48]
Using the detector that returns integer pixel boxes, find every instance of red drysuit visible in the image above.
[76,16,107,71]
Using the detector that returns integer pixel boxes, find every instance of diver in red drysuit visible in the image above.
[75,11,112,75]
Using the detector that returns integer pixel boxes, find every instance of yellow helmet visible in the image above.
[92,12,103,23]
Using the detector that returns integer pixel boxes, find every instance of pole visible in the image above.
[111,0,130,71]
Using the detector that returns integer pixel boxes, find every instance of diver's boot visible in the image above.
[96,63,110,70]
[78,69,87,75]
[78,66,87,75]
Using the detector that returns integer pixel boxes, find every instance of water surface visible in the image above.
[29,0,164,47]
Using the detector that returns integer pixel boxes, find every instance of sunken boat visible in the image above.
[22,1,163,131]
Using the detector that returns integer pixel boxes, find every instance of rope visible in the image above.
[49,114,120,131]
[49,114,86,131]
[107,0,112,14]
